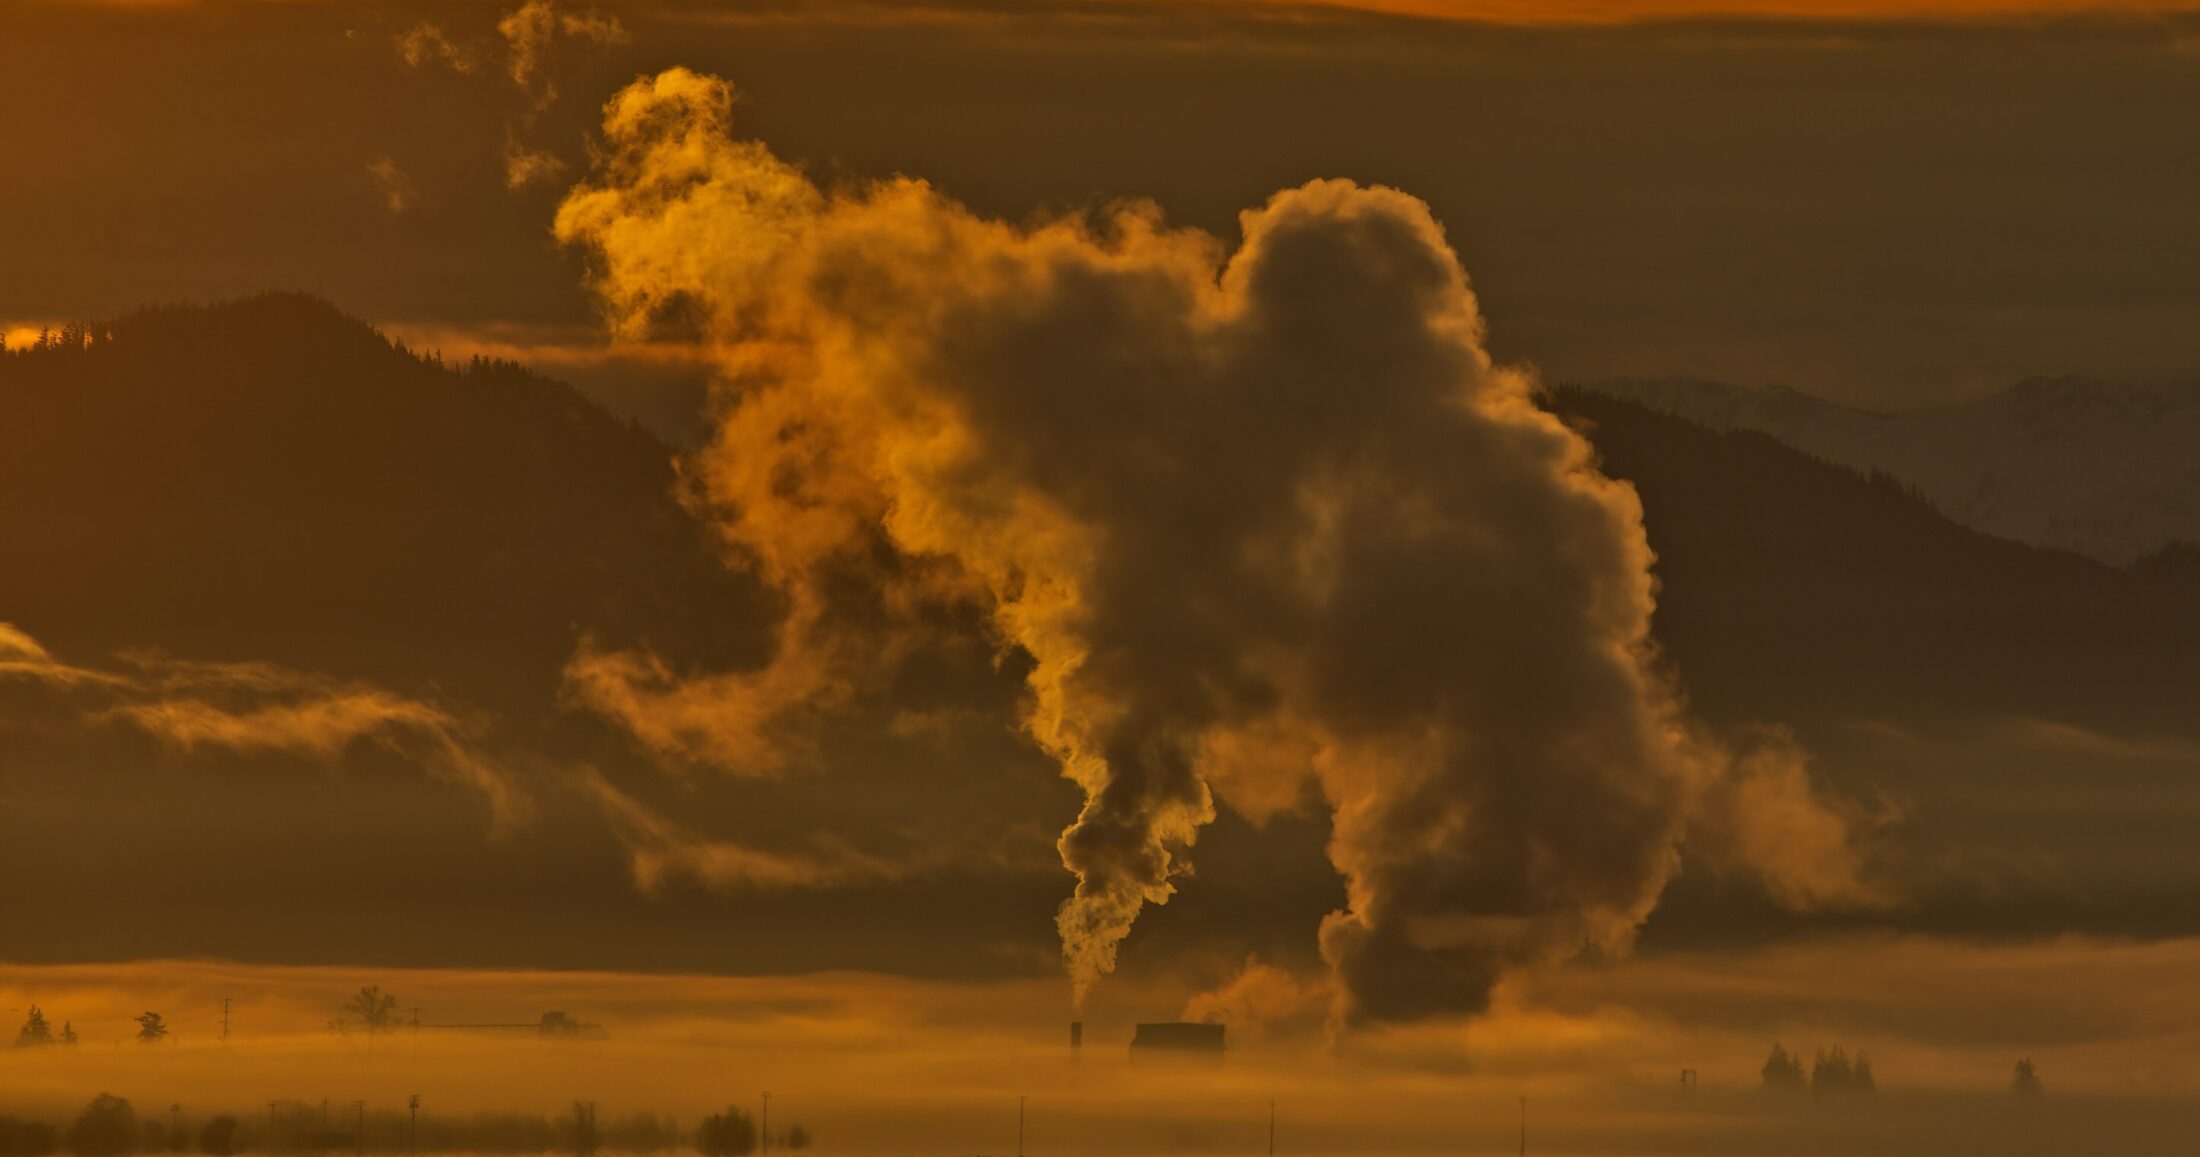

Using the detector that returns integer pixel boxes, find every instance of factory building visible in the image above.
[1129,1021,1226,1061]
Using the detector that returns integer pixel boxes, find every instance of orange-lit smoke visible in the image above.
[552,68,1884,1025]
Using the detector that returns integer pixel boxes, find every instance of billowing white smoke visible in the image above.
[556,68,1884,1025]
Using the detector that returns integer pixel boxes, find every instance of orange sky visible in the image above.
[56,0,2200,22]
[1235,0,2200,20]
[10,4,2200,1133]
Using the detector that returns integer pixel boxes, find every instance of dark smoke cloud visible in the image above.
[553,67,1885,1024]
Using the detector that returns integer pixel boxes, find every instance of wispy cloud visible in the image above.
[646,0,2200,30]
[573,767,1051,895]
[499,0,629,110]
[503,135,568,189]
[396,21,475,74]
[0,623,527,830]
[366,156,415,214]
[575,768,908,892]
[0,623,130,689]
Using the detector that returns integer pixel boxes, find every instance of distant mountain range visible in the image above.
[6,296,2186,740]
[1571,376,2200,565]
[5,295,2198,968]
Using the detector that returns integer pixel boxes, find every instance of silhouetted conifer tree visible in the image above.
[16,1007,54,1047]
[2013,1058,2043,1098]
[1761,1042,1805,1091]
[692,1109,756,1157]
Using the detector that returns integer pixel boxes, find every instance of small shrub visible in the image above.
[66,1095,137,1157]
[196,1118,240,1156]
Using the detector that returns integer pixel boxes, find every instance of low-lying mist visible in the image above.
[5,948,2200,1156]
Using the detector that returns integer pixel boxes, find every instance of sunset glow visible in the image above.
[7,0,2200,1153]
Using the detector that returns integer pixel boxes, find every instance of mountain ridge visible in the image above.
[1573,374,2200,565]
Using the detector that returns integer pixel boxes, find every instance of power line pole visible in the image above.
[1017,1096,1025,1157]
[354,1101,365,1157]
[1268,1098,1275,1157]
[1518,1096,1526,1157]
[408,1096,420,1157]
[760,1092,769,1157]
[221,998,230,1043]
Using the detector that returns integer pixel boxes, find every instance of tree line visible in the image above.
[0,1094,235,1157]
[1759,1043,2048,1099]
[0,1096,808,1157]
[1760,1042,1876,1097]
[16,1006,168,1046]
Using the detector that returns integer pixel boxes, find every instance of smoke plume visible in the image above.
[395,22,474,75]
[393,3,627,194]
[499,0,628,110]
[1182,956,1323,1042]
[555,68,1883,1023]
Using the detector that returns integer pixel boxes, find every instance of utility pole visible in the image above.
[268,1103,279,1153]
[408,1096,420,1157]
[171,1104,181,1146]
[1268,1098,1275,1157]
[221,998,230,1043]
[354,1101,365,1157]
[760,1092,769,1157]
[1017,1095,1025,1157]
[1518,1096,1526,1157]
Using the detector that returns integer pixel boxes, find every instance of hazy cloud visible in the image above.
[562,630,850,776]
[1170,0,2200,23]
[0,622,127,689]
[576,767,911,892]
[572,766,1054,897]
[1689,731,1899,911]
[1181,955,1325,1042]
[366,156,415,213]
[503,135,568,189]
[0,623,525,830]
[396,21,474,74]
[389,3,627,196]
[499,0,628,110]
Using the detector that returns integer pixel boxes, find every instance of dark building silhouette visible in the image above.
[1130,1022,1225,1061]
[536,1011,601,1038]
[420,1011,605,1039]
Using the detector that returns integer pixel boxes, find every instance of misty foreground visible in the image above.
[7,957,2200,1156]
